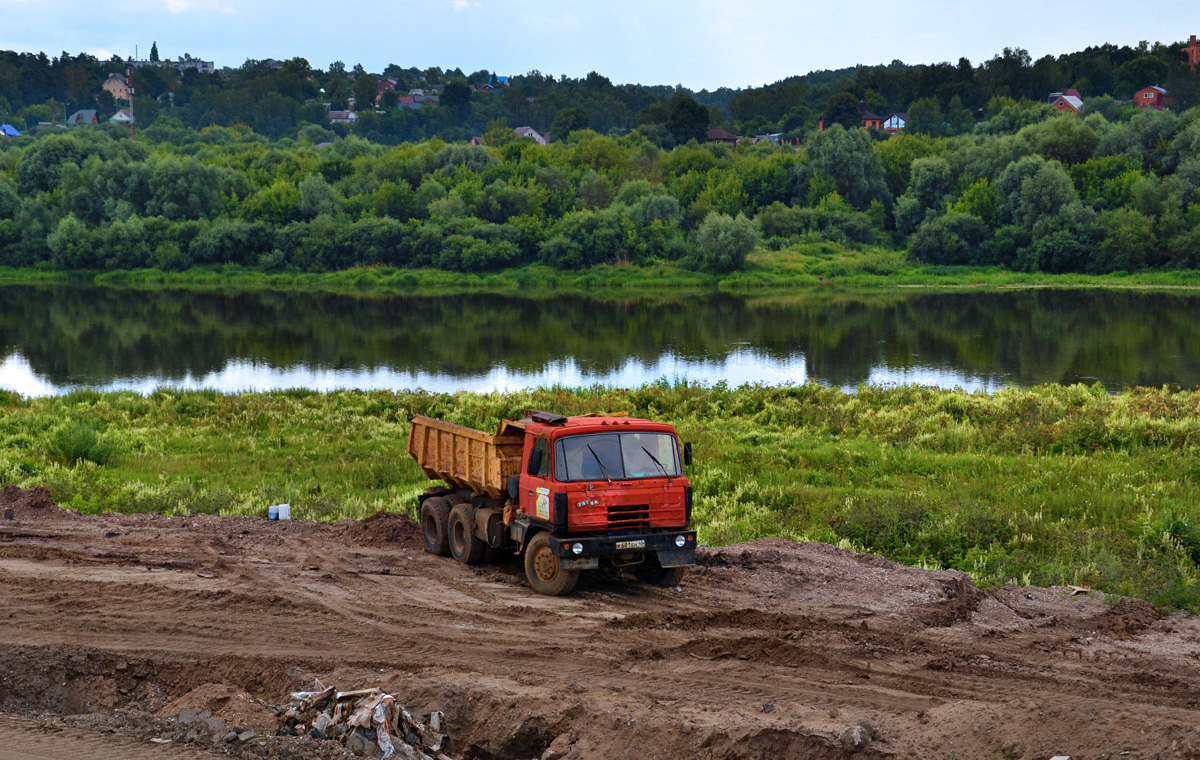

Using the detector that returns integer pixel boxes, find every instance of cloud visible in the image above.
[94,48,114,60]
[452,0,467,9]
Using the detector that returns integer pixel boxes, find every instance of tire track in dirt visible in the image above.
[0,716,210,760]
[2,499,1199,760]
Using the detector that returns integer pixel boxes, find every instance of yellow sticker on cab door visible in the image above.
[535,487,550,520]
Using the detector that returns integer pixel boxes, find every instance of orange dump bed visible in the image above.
[406,415,526,499]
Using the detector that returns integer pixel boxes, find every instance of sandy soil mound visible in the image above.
[0,485,79,522]
[0,485,1197,760]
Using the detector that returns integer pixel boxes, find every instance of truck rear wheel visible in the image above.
[449,503,486,565]
[635,554,686,588]
[524,532,579,596]
[420,496,452,556]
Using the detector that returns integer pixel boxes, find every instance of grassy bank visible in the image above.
[5,244,1200,297]
[2,383,1199,610]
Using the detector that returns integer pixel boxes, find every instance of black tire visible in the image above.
[449,503,486,565]
[419,496,451,557]
[635,553,686,588]
[524,532,579,596]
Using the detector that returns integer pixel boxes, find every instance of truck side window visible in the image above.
[554,440,567,481]
[533,438,549,477]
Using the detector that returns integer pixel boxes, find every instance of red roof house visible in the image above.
[1134,85,1169,110]
[1049,90,1083,113]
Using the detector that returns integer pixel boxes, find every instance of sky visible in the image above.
[2,0,1197,90]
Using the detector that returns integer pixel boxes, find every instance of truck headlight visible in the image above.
[572,542,583,555]
[675,535,686,548]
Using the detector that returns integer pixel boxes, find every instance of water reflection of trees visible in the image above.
[2,285,1200,389]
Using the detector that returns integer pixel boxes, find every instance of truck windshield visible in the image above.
[554,432,681,482]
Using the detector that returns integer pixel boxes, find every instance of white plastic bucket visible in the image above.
[277,504,291,520]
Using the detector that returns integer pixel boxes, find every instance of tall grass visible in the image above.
[1,382,1200,609]
[4,244,1200,297]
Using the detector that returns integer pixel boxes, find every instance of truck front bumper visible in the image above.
[548,531,697,568]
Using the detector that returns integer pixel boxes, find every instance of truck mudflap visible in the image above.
[548,532,697,566]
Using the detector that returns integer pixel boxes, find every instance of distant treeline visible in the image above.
[2,39,1198,143]
[2,93,1200,276]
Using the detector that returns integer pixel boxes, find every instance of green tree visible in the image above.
[150,42,160,63]
[297,174,341,218]
[947,179,1001,226]
[352,73,379,112]
[946,96,974,134]
[1090,208,1154,273]
[1021,115,1098,165]
[550,107,589,142]
[823,92,860,130]
[996,155,1076,227]
[906,97,945,136]
[692,212,760,273]
[441,80,471,112]
[666,93,709,145]
[909,213,992,265]
[906,156,956,209]
[804,125,890,208]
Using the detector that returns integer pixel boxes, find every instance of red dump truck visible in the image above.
[407,411,696,595]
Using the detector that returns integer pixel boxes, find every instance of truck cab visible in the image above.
[409,411,695,596]
[512,412,696,594]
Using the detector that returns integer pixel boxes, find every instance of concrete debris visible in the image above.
[839,721,875,752]
[277,683,447,759]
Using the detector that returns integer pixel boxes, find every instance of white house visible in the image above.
[514,126,548,145]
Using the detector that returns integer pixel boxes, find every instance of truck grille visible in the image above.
[607,503,650,529]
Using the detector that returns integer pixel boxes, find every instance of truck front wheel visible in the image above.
[420,496,452,556]
[449,503,486,565]
[635,553,686,588]
[524,532,579,596]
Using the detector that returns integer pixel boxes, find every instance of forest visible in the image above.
[0,37,1199,276]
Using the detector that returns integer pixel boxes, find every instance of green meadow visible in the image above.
[7,243,1200,298]
[2,382,1199,609]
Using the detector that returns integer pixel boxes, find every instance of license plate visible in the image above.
[615,540,645,550]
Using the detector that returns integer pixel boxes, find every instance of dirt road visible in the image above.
[1,485,1198,760]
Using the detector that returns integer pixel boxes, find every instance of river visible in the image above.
[2,284,1198,395]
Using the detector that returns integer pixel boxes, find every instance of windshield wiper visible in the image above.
[641,446,672,480]
[586,444,613,483]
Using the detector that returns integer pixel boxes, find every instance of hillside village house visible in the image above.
[881,112,907,133]
[817,101,882,131]
[102,72,131,101]
[859,102,882,130]
[376,78,397,102]
[706,128,739,145]
[329,110,357,125]
[67,110,99,125]
[513,126,548,145]
[1049,89,1083,113]
[1135,85,1169,110]
[109,110,134,124]
[126,56,214,74]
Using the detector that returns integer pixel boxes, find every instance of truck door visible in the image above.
[519,437,554,525]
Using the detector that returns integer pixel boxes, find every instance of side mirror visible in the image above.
[683,442,693,467]
[526,447,544,476]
